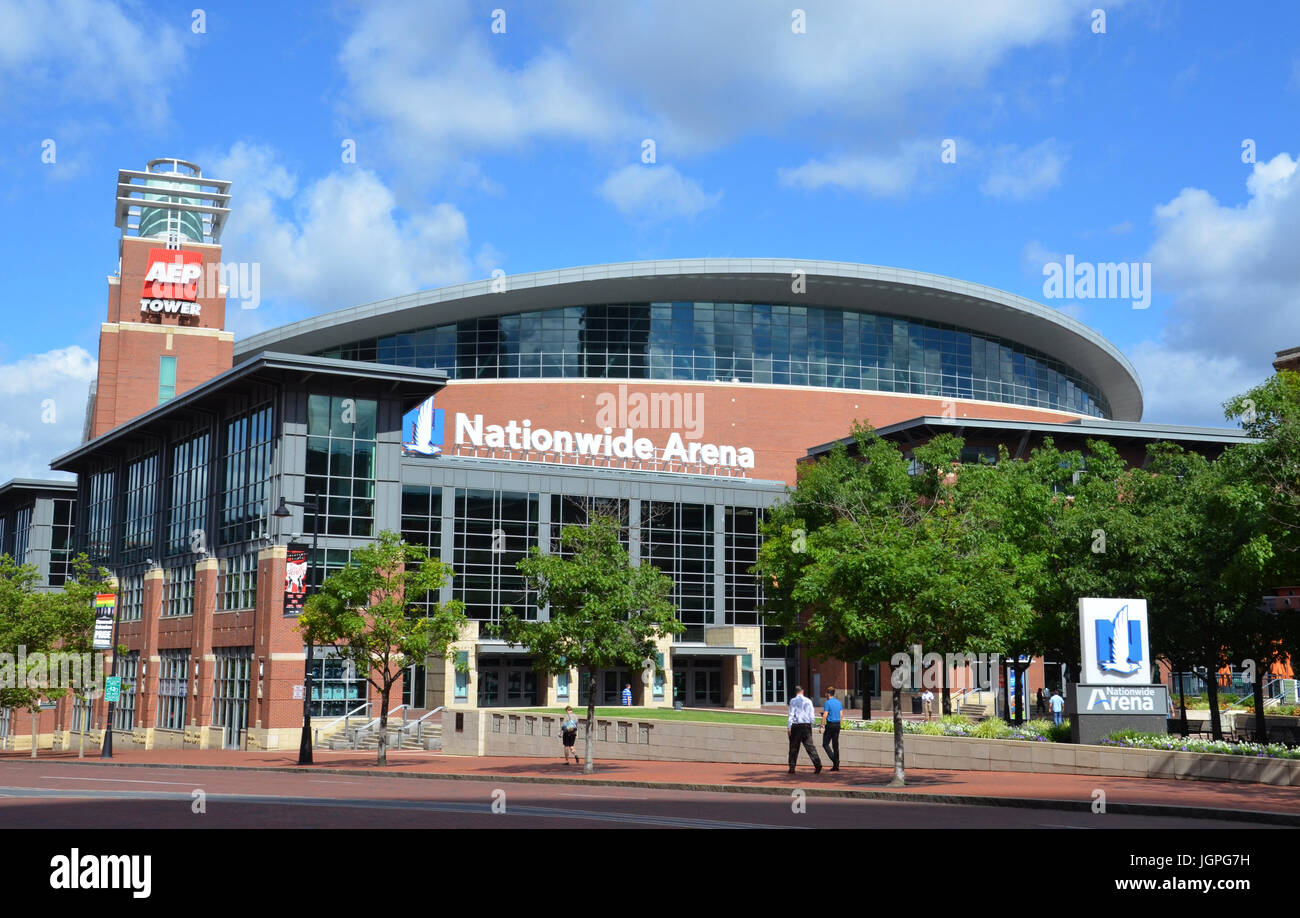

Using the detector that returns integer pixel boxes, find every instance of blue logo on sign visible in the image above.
[403,396,444,456]
[1095,603,1143,675]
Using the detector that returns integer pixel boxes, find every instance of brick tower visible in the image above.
[87,158,234,440]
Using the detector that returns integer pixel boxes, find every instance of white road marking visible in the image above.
[40,776,199,786]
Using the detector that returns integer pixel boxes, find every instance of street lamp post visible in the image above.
[274,495,320,765]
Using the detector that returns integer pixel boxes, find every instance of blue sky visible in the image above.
[2,0,1299,477]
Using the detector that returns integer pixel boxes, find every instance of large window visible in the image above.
[211,647,251,747]
[453,489,539,622]
[162,565,194,617]
[305,395,376,537]
[120,573,145,622]
[11,506,31,565]
[219,551,258,611]
[156,650,189,730]
[114,652,138,730]
[319,302,1111,418]
[724,506,763,626]
[309,651,367,718]
[401,484,444,616]
[642,501,713,642]
[48,498,75,586]
[123,453,158,564]
[83,469,116,562]
[166,432,209,556]
[220,402,273,545]
[158,355,177,404]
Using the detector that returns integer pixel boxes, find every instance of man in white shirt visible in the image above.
[787,685,822,774]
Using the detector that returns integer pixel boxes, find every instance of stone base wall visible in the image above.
[440,710,1300,787]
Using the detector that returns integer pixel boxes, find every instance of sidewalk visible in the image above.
[5,747,1299,823]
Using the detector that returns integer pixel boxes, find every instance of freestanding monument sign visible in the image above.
[1069,598,1169,744]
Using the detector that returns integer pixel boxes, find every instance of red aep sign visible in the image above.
[141,249,202,302]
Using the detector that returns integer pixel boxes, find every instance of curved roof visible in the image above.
[234,258,1144,421]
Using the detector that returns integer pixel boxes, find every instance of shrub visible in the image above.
[972,718,1010,739]
[1102,731,1300,759]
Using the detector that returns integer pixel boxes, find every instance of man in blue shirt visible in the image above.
[820,686,843,771]
[1049,690,1065,727]
[621,683,632,706]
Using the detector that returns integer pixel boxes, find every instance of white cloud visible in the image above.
[0,0,185,119]
[778,144,931,198]
[210,143,476,335]
[598,164,721,222]
[1129,152,1300,424]
[339,0,1108,173]
[0,347,97,480]
[1128,342,1260,428]
[980,140,1068,200]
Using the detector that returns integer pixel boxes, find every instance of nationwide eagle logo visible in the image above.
[1095,603,1143,675]
[404,396,444,456]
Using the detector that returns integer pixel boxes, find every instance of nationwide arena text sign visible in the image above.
[139,248,203,317]
[403,395,756,473]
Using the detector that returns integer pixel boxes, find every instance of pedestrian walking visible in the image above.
[1049,690,1064,727]
[820,686,843,771]
[621,683,632,706]
[921,688,935,720]
[787,685,822,774]
[560,705,580,765]
[1036,688,1046,716]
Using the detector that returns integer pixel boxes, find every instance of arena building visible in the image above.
[13,157,1248,752]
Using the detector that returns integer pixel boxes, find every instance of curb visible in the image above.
[4,756,1296,826]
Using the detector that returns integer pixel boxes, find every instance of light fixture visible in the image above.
[273,497,292,518]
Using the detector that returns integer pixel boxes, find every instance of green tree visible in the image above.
[0,553,112,758]
[42,556,115,757]
[300,531,466,765]
[490,513,682,774]
[756,425,1034,785]
[0,554,48,756]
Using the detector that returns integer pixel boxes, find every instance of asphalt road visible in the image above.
[0,761,1279,829]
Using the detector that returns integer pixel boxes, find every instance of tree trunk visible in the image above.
[1177,667,1188,736]
[860,661,871,720]
[889,684,905,787]
[377,687,389,767]
[1254,667,1267,745]
[584,673,596,774]
[1205,668,1223,741]
[940,662,951,716]
[30,708,38,759]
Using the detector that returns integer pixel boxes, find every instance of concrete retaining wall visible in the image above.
[440,710,1300,787]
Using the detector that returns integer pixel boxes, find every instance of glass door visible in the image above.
[763,666,787,705]
[212,649,251,749]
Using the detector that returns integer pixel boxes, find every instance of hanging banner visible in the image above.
[93,594,117,650]
[283,543,309,616]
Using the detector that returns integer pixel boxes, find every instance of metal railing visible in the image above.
[350,704,412,749]
[954,688,993,716]
[311,702,371,748]
[397,707,445,745]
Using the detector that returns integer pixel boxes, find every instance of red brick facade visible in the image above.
[431,378,1085,485]
[89,237,234,440]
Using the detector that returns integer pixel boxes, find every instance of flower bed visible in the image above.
[841,714,1071,743]
[1102,729,1300,759]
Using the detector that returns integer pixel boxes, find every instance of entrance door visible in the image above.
[763,666,787,705]
[478,658,538,707]
[692,670,721,706]
[212,649,251,750]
